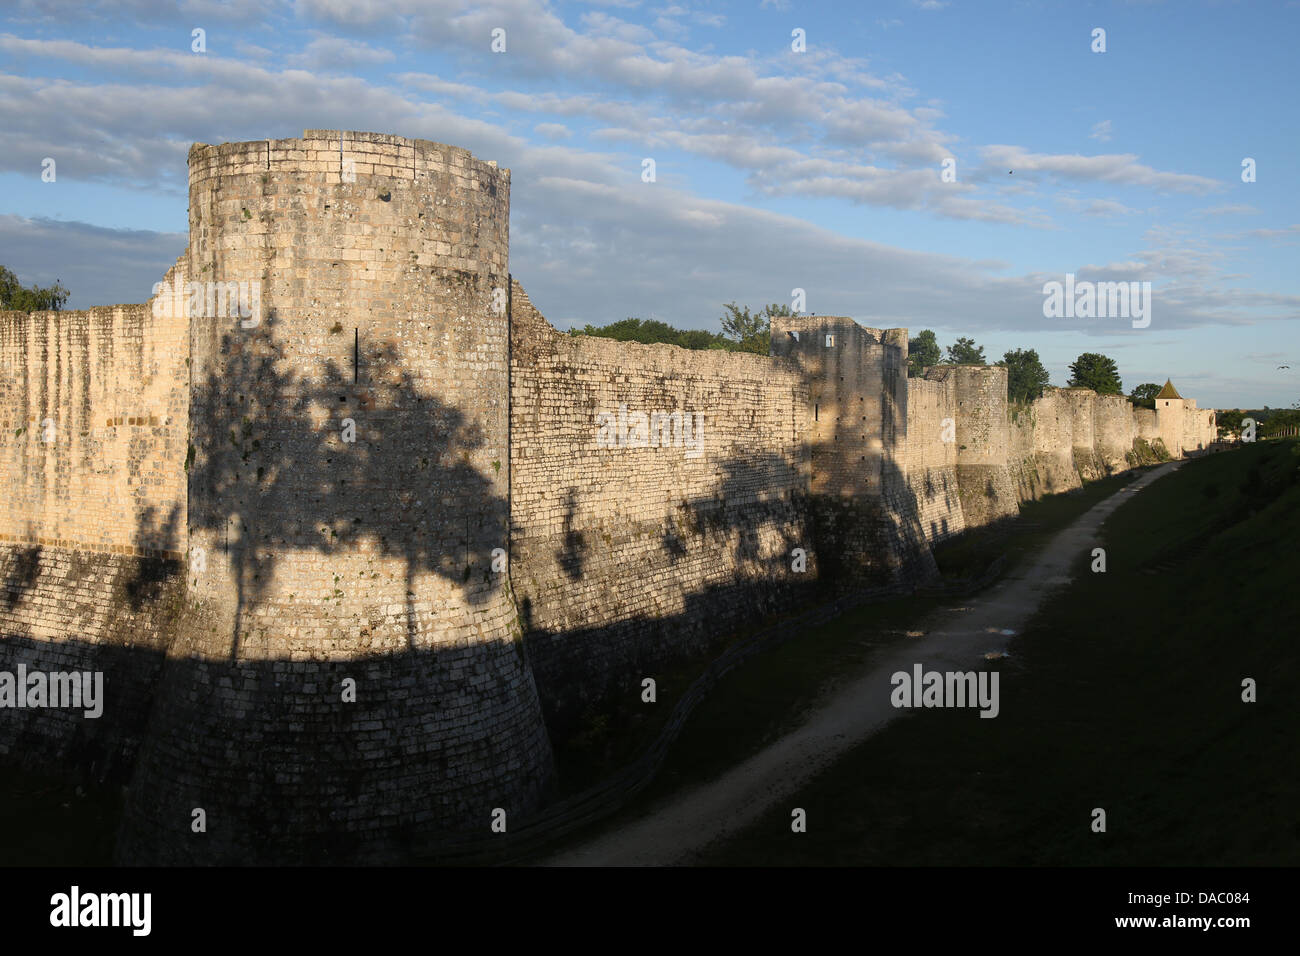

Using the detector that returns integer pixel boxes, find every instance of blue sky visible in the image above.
[1,0,1298,407]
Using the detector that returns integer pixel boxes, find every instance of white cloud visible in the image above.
[1059,197,1136,218]
[1242,225,1300,241]
[0,214,186,309]
[533,122,572,140]
[3,0,283,23]
[977,145,1221,194]
[235,41,275,59]
[6,5,1223,231]
[1089,119,1112,142]
[286,36,395,70]
[1190,203,1259,218]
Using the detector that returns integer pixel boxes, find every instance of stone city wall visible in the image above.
[0,130,1220,862]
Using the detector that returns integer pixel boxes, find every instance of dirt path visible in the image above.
[545,462,1181,866]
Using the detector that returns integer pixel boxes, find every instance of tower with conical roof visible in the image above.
[1153,378,1218,456]
[1155,379,1186,456]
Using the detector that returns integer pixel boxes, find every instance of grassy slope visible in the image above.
[550,470,1145,843]
[0,772,121,866]
[697,441,1299,865]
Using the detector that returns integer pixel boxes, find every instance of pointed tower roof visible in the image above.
[1155,379,1182,400]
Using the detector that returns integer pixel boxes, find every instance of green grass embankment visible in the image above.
[698,441,1298,865]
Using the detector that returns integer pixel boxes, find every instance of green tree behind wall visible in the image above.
[1068,352,1123,394]
[944,336,986,365]
[908,329,941,376]
[568,317,732,350]
[998,348,1051,403]
[720,301,790,355]
[1129,383,1161,409]
[0,265,70,312]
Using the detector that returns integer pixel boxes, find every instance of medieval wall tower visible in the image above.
[771,315,935,585]
[117,131,554,863]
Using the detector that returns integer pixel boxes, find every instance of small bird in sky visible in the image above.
[1279,365,1291,369]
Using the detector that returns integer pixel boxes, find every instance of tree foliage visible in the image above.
[1216,409,1246,438]
[1068,352,1123,394]
[1260,408,1300,436]
[569,317,732,351]
[907,329,941,376]
[720,301,790,355]
[1129,383,1161,409]
[0,265,69,312]
[1215,406,1300,439]
[997,348,1051,403]
[944,336,986,365]
[570,301,793,355]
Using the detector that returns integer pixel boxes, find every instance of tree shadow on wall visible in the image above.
[124,504,183,612]
[557,488,587,581]
[2,545,42,610]
[798,356,935,587]
[186,329,508,658]
[522,448,817,734]
[665,451,806,568]
[107,330,556,865]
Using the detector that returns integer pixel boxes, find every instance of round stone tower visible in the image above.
[118,131,554,863]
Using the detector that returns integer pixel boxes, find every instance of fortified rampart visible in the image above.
[3,132,554,864]
[0,131,1218,862]
[901,369,966,544]
[0,287,189,555]
[770,316,935,586]
[510,281,815,722]
[0,278,191,776]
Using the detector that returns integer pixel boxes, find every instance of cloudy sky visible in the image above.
[2,0,1297,407]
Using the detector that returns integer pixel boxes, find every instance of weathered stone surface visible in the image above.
[0,130,1218,861]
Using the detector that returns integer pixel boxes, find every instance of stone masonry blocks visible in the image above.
[0,130,1217,861]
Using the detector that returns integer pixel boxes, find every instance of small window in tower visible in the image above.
[825,334,835,347]
[814,403,819,421]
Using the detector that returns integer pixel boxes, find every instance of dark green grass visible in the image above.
[548,469,1148,845]
[696,442,1299,865]
[647,469,1147,801]
[931,469,1142,579]
[0,771,120,865]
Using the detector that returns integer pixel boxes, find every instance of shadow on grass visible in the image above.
[540,465,1155,853]
[696,443,1297,865]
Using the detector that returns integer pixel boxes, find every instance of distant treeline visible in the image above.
[1216,407,1300,436]
[1,265,70,312]
[568,302,788,356]
[568,318,742,352]
[566,309,1238,418]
